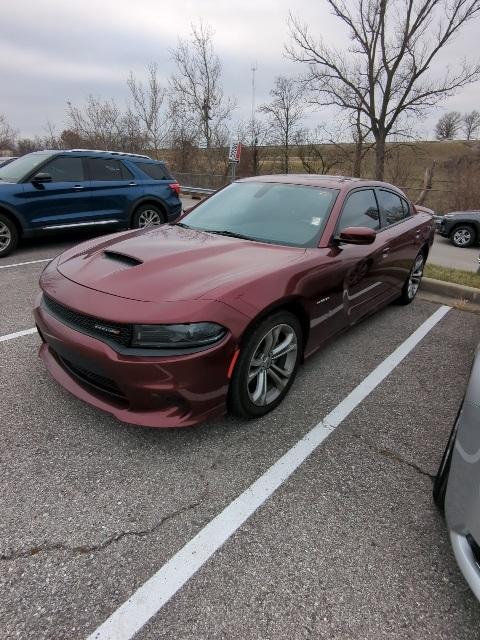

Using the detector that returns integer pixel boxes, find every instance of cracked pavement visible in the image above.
[1,226,480,638]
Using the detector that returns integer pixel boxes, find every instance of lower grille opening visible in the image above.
[57,354,126,401]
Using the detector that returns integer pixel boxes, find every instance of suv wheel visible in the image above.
[132,204,165,229]
[0,213,18,258]
[450,225,476,248]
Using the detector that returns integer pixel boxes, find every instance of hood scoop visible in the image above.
[103,250,143,267]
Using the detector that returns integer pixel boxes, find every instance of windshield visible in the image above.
[181,182,338,248]
[0,152,53,183]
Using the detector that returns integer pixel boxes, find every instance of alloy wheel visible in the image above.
[247,323,298,407]
[408,254,424,300]
[138,209,162,228]
[453,228,472,247]
[0,220,12,252]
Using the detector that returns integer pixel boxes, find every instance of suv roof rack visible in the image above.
[69,149,152,160]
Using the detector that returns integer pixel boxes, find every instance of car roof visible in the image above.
[238,174,405,194]
[27,149,162,162]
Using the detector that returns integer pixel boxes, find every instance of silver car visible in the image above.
[434,344,480,600]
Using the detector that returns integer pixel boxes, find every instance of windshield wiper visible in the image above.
[204,229,254,241]
[175,222,191,228]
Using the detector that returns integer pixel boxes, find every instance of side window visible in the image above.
[337,189,380,231]
[135,162,172,180]
[41,157,84,182]
[378,190,410,226]
[89,158,128,181]
[401,197,411,217]
[119,162,134,180]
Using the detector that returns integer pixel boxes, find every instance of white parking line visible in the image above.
[0,258,52,270]
[0,328,37,343]
[87,304,451,640]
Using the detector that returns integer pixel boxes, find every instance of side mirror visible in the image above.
[32,172,52,184]
[337,226,376,245]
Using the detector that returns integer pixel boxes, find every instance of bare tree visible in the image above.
[43,121,62,149]
[463,110,480,139]
[236,116,271,175]
[260,76,305,173]
[15,137,44,155]
[170,21,235,149]
[127,63,168,156]
[167,94,198,172]
[416,162,436,205]
[288,1,480,180]
[435,111,462,139]
[294,126,340,174]
[0,115,17,152]
[66,96,126,149]
[324,116,375,177]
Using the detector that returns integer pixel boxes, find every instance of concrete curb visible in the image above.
[419,277,480,312]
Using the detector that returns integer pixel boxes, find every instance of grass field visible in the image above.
[168,139,480,214]
[425,264,480,289]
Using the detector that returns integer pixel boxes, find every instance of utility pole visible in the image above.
[251,62,258,175]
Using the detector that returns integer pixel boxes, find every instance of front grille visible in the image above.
[59,355,126,399]
[44,295,132,347]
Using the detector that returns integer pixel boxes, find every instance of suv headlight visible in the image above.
[131,322,227,348]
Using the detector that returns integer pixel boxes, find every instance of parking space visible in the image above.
[1,226,480,639]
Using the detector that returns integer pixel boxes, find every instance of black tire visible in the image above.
[229,311,303,419]
[0,213,18,258]
[433,413,460,511]
[450,225,476,248]
[131,204,165,229]
[397,250,425,305]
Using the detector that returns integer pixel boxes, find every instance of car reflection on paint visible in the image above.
[34,175,435,428]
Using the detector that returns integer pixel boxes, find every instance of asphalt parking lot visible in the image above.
[428,234,479,272]
[2,213,480,639]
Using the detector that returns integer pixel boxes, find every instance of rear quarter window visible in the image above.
[135,162,172,180]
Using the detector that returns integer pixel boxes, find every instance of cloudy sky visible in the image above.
[1,0,479,139]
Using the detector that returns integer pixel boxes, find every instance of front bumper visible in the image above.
[34,294,238,428]
[434,217,449,237]
[450,531,480,602]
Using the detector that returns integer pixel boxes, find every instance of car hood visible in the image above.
[57,225,305,303]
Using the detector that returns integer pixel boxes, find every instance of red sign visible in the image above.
[228,142,242,163]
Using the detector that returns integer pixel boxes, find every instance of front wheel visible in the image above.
[450,225,476,248]
[131,204,165,229]
[229,311,302,418]
[397,251,425,305]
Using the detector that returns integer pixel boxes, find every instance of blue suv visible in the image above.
[0,149,182,257]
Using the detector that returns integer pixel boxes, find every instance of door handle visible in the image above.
[382,247,390,258]
[72,185,84,191]
[128,182,137,186]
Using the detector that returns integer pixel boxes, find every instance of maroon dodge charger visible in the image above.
[34,175,434,428]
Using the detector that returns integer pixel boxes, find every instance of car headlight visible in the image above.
[131,322,227,348]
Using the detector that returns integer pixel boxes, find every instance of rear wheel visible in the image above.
[229,311,302,418]
[0,213,18,258]
[450,225,476,248]
[131,204,165,229]
[397,251,425,305]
